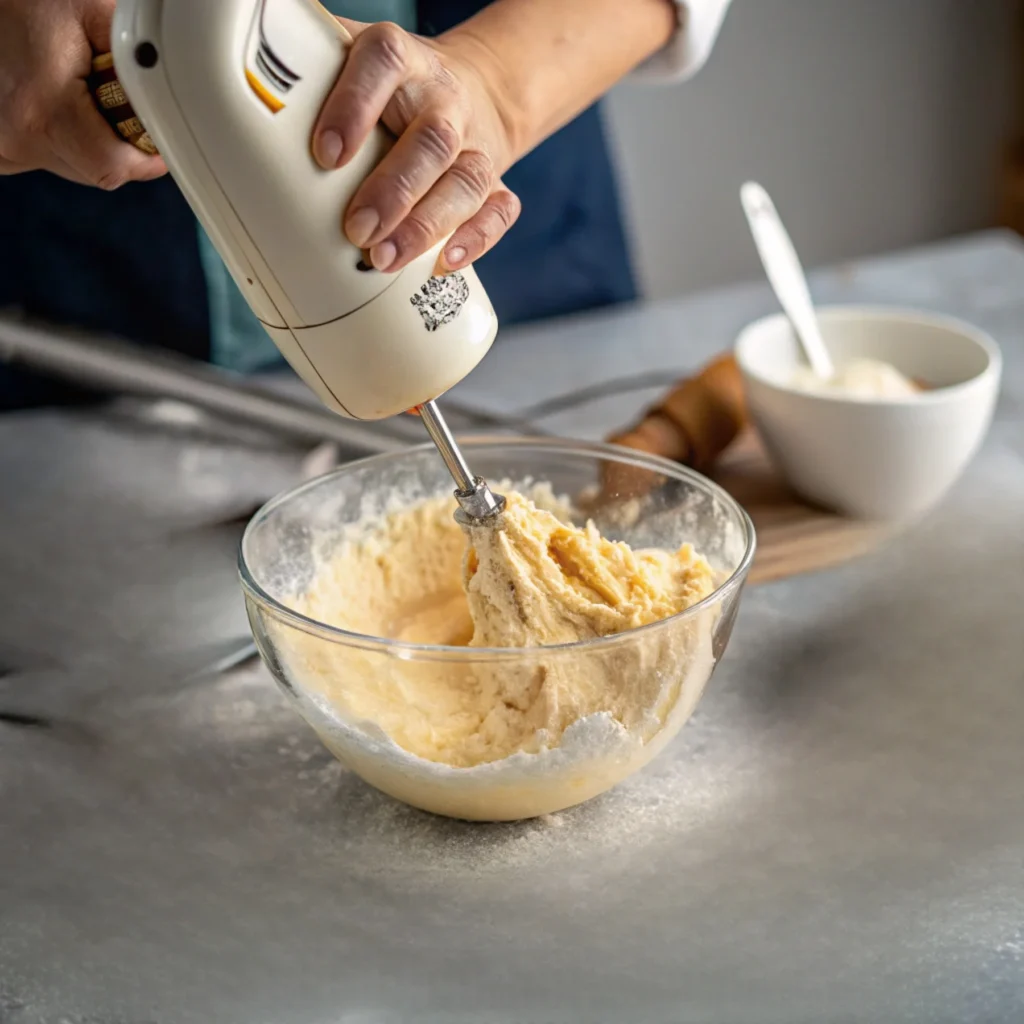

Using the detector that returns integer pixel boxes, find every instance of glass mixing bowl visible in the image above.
[239,438,755,821]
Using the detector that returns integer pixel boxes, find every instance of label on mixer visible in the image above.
[409,272,470,332]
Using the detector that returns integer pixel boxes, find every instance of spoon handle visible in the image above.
[740,182,834,379]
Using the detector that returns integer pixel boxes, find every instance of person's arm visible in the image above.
[440,0,679,159]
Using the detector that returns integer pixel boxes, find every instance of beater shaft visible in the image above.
[418,400,505,525]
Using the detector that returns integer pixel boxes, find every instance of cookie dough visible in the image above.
[290,490,715,769]
[464,493,713,647]
[789,358,920,399]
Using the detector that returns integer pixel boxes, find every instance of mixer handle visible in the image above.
[88,52,158,155]
[88,52,384,273]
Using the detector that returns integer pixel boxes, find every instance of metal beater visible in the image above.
[417,401,506,525]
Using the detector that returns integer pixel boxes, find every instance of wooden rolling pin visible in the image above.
[604,352,748,496]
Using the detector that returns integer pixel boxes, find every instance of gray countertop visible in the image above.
[1,230,1023,1024]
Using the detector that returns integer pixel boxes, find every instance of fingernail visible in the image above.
[315,129,343,169]
[370,240,397,271]
[444,245,467,268]
[347,207,380,247]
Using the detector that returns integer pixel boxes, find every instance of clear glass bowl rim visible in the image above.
[238,436,757,661]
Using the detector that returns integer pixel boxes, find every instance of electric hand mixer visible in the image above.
[110,0,505,524]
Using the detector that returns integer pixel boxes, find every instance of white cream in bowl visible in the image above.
[788,358,921,400]
[735,306,1001,521]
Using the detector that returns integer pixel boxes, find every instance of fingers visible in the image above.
[314,21,412,171]
[47,83,165,189]
[313,19,514,273]
[345,109,469,255]
[365,169,518,275]
[0,82,144,187]
[439,186,521,272]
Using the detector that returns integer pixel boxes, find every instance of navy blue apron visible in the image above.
[0,0,636,409]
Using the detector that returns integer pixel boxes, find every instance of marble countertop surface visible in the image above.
[1,230,1022,1024]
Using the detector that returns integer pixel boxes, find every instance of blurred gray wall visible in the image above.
[606,0,1017,299]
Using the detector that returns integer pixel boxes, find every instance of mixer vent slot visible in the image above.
[255,0,300,94]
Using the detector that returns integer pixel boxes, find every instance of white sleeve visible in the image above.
[631,0,732,84]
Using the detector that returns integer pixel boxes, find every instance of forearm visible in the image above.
[443,0,676,160]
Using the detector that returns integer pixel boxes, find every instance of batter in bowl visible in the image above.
[291,490,716,770]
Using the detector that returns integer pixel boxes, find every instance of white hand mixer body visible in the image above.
[112,0,505,520]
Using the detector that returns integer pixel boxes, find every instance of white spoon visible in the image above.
[740,181,835,379]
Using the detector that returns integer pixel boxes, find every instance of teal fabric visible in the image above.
[336,0,416,25]
[202,0,417,371]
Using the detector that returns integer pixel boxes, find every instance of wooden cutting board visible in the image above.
[606,353,897,587]
[710,431,896,586]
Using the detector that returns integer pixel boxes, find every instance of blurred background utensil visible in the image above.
[740,181,835,379]
[0,314,412,456]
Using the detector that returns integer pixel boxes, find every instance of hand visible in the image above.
[314,20,522,275]
[0,0,165,187]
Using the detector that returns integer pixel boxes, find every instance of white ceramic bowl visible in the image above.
[734,306,1002,521]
